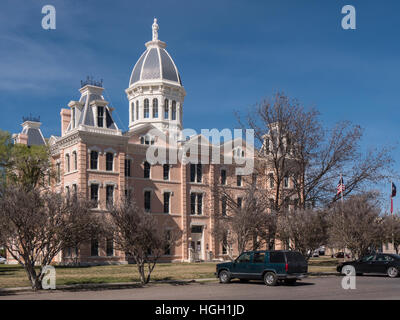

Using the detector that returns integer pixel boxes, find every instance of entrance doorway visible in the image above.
[190,225,203,261]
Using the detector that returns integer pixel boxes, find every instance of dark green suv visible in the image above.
[215,250,308,286]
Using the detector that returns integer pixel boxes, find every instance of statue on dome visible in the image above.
[152,18,159,41]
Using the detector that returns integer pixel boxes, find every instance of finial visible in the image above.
[152,18,159,41]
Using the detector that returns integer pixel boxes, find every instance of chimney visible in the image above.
[60,108,71,137]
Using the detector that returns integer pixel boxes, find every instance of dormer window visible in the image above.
[140,135,155,145]
[97,106,104,128]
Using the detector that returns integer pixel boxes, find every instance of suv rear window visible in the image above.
[286,251,305,262]
[269,252,285,263]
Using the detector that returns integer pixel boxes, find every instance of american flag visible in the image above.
[337,176,345,195]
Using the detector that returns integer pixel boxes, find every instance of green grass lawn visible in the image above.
[0,257,340,288]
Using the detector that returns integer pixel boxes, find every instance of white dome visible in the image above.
[129,45,182,86]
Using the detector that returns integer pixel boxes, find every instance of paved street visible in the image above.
[1,276,399,300]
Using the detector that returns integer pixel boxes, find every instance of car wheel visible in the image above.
[263,272,278,286]
[341,265,356,276]
[219,270,231,283]
[387,267,399,278]
[284,279,296,286]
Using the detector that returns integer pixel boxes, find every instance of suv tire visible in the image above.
[387,267,399,278]
[219,270,231,283]
[264,272,278,286]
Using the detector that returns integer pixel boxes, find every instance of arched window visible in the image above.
[136,101,139,120]
[65,154,70,172]
[131,102,134,122]
[140,136,145,144]
[144,161,151,178]
[164,99,169,119]
[172,101,176,120]
[72,151,77,171]
[152,98,158,118]
[144,99,149,118]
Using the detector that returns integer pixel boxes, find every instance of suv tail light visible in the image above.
[285,263,288,272]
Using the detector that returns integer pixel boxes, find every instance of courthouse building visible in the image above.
[11,20,287,264]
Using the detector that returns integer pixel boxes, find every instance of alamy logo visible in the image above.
[41,265,56,290]
[41,5,56,30]
[341,5,356,30]
[341,265,356,290]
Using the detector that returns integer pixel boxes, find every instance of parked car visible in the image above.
[332,252,350,259]
[318,246,326,256]
[337,253,400,278]
[0,256,6,264]
[215,250,308,286]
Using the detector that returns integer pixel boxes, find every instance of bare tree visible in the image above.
[277,208,328,260]
[237,93,394,212]
[327,193,382,259]
[212,177,273,257]
[381,214,400,254]
[106,199,181,284]
[0,185,100,290]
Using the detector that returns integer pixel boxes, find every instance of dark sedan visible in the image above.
[337,253,400,278]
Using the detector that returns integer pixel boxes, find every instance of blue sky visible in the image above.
[0,0,399,209]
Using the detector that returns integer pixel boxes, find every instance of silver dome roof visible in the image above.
[129,46,182,86]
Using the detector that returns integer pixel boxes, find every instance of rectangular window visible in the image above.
[66,154,70,172]
[237,197,242,209]
[269,173,274,188]
[197,193,203,215]
[106,153,113,171]
[190,193,196,215]
[284,176,289,188]
[163,192,170,214]
[73,152,77,170]
[72,184,77,195]
[144,191,151,212]
[90,151,98,170]
[221,169,227,185]
[106,185,114,206]
[237,175,242,187]
[190,164,196,182]
[124,159,131,177]
[97,106,104,128]
[163,164,170,181]
[106,238,114,256]
[65,186,70,198]
[91,238,99,256]
[56,163,61,183]
[221,196,227,216]
[190,193,203,215]
[90,184,99,206]
[144,162,150,179]
[196,164,202,183]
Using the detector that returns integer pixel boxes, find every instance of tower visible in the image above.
[125,18,186,135]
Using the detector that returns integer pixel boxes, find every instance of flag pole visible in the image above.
[340,173,346,262]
